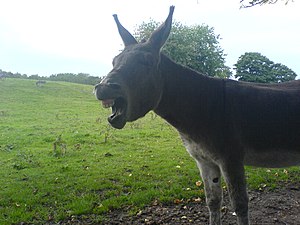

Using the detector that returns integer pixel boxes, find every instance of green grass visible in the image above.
[0,78,299,224]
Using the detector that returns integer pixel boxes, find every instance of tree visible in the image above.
[134,20,231,78]
[0,69,27,79]
[234,52,297,83]
[240,0,291,8]
[271,63,298,83]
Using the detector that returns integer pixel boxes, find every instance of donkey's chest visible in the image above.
[180,133,216,162]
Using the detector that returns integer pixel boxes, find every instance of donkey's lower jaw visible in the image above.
[107,97,127,129]
[108,114,126,129]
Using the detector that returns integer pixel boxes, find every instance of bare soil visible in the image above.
[55,181,300,225]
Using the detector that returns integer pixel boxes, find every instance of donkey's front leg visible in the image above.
[196,160,222,225]
[221,162,249,225]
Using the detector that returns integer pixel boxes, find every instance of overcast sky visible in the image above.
[0,0,299,79]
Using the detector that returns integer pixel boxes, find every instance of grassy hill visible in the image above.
[0,78,299,224]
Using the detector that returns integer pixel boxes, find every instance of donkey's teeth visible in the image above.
[102,99,115,108]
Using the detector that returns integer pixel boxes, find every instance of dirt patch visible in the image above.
[49,182,300,225]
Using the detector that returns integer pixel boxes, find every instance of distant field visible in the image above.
[0,78,299,224]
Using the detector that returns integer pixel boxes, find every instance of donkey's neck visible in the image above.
[154,54,225,137]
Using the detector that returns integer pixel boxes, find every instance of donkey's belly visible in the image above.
[244,148,300,168]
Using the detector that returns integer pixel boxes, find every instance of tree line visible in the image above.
[0,70,102,86]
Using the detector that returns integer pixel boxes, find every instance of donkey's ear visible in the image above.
[148,6,175,51]
[113,14,138,47]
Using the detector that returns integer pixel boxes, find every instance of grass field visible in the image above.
[0,78,299,224]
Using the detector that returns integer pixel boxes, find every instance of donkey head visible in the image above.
[95,6,174,129]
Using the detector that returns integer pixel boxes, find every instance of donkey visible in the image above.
[36,80,46,87]
[95,6,300,225]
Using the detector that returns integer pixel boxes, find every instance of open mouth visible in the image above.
[101,97,127,129]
